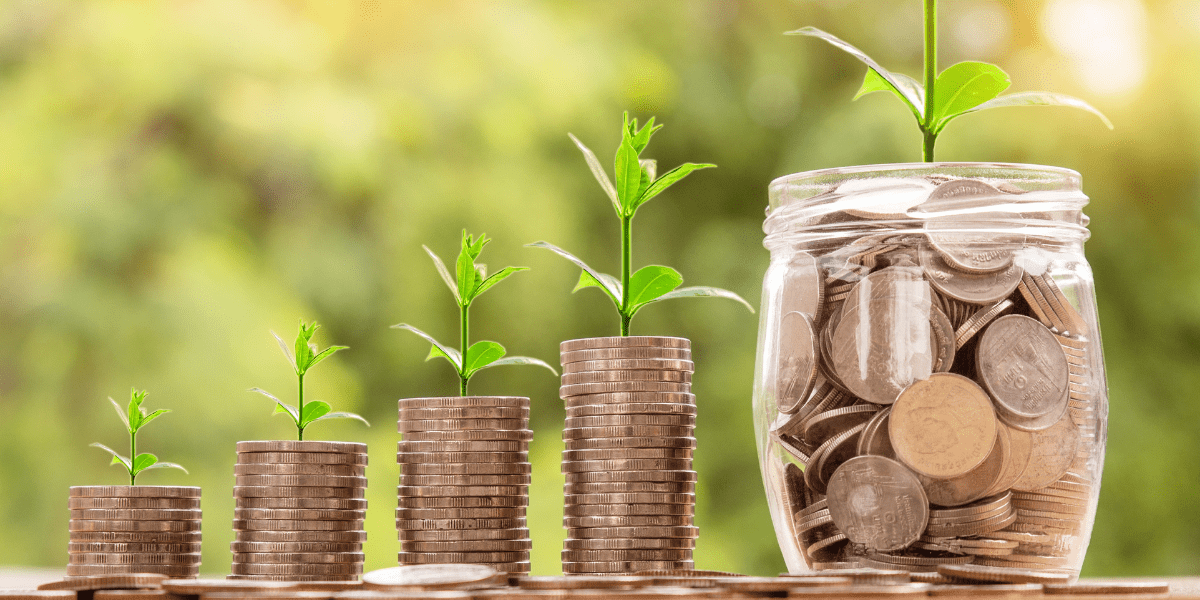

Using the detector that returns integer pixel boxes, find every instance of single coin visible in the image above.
[397,551,528,564]
[0,592,76,600]
[69,520,200,533]
[230,552,363,564]
[803,405,878,446]
[398,495,528,508]
[67,542,202,554]
[68,509,202,521]
[565,403,697,418]
[233,508,365,521]
[69,486,201,499]
[562,425,693,440]
[977,314,1071,430]
[396,485,527,498]
[1010,413,1082,491]
[561,370,692,385]
[565,436,697,450]
[561,337,690,352]
[565,469,696,483]
[955,299,1014,349]
[398,396,529,409]
[561,560,694,574]
[563,359,695,374]
[830,296,936,405]
[230,541,363,553]
[400,462,531,475]
[397,439,526,453]
[825,456,929,551]
[937,563,1070,584]
[561,458,693,473]
[565,480,695,495]
[777,311,819,415]
[399,418,527,432]
[68,497,201,510]
[562,548,693,562]
[890,373,998,479]
[236,441,366,454]
[857,407,896,460]
[397,528,529,542]
[567,526,698,539]
[37,574,169,591]
[563,538,695,550]
[68,531,202,544]
[562,448,692,461]
[396,451,529,464]
[399,406,530,420]
[919,423,1008,507]
[232,519,360,531]
[399,474,531,486]
[395,506,525,520]
[564,492,694,505]
[807,422,868,495]
[233,530,366,543]
[229,563,362,576]
[360,563,505,589]
[1043,581,1170,595]
[233,463,365,476]
[64,565,197,577]
[233,474,367,488]
[560,382,691,396]
[563,515,692,528]
[400,539,532,553]
[236,452,367,465]
[564,414,695,428]
[395,517,526,530]
[930,305,957,372]
[560,348,693,363]
[67,553,202,565]
[235,497,368,510]
[563,503,694,517]
[562,392,695,406]
[160,579,300,594]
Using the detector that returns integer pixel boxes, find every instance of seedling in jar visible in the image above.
[530,113,753,335]
[790,0,1112,161]
[395,230,558,396]
[91,388,188,485]
[250,320,369,441]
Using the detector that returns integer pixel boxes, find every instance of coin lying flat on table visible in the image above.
[38,574,169,591]
[361,564,506,589]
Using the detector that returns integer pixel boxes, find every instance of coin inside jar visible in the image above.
[921,246,1023,305]
[825,455,929,552]
[777,311,819,414]
[889,373,998,479]
[1010,413,1082,492]
[917,422,1008,507]
[977,314,1072,431]
[830,296,937,405]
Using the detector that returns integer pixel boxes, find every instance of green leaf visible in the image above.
[956,91,1113,131]
[643,286,756,313]
[141,461,188,474]
[108,397,130,433]
[573,270,623,301]
[627,114,661,153]
[392,324,463,372]
[308,345,348,371]
[634,163,716,212]
[526,241,622,309]
[271,330,296,371]
[854,69,927,122]
[295,321,317,374]
[474,355,559,376]
[250,387,299,425]
[127,388,144,433]
[788,27,925,115]
[567,133,621,215]
[931,61,1010,129]
[131,453,158,475]
[423,245,461,305]
[637,159,656,199]
[299,400,331,428]
[456,232,477,306]
[463,340,507,377]
[91,443,132,472]
[138,409,169,430]
[626,265,683,312]
[613,138,642,216]
[471,266,528,302]
[309,411,371,427]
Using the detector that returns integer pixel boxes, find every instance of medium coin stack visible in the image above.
[768,177,1102,574]
[230,440,368,581]
[559,336,698,574]
[397,396,533,574]
[67,486,202,578]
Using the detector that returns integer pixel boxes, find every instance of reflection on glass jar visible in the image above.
[753,164,1107,577]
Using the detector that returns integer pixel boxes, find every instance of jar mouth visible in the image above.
[765,162,1090,251]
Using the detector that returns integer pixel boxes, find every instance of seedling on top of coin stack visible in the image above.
[394,230,558,396]
[250,320,369,441]
[91,388,188,485]
[790,0,1111,161]
[529,113,752,336]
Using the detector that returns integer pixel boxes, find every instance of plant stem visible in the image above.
[620,215,632,336]
[129,427,136,486]
[297,373,305,441]
[459,302,470,396]
[923,0,938,162]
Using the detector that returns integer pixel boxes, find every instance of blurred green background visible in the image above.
[0,0,1195,578]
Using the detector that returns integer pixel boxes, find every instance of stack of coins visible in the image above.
[397,396,533,574]
[230,441,368,581]
[559,336,698,574]
[67,486,202,578]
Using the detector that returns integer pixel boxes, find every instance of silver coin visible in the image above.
[826,455,929,552]
[777,311,819,414]
[977,314,1071,431]
[922,246,1023,304]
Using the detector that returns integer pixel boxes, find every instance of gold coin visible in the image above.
[559,348,692,363]
[233,530,366,543]
[564,359,695,373]
[229,541,362,553]
[68,509,202,521]
[233,463,365,477]
[69,520,200,533]
[562,425,693,440]
[69,486,200,499]
[919,424,1008,507]
[400,429,533,442]
[398,418,527,432]
[236,452,367,465]
[396,451,528,464]
[230,552,363,564]
[234,497,367,510]
[236,441,366,454]
[890,373,997,479]
[67,553,201,565]
[398,396,529,409]
[397,551,528,564]
[1010,413,1081,491]
[560,381,691,396]
[560,337,690,352]
[68,498,200,510]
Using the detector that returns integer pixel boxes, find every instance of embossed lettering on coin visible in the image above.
[826,456,929,552]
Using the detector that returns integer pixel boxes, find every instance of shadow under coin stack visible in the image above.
[67,486,202,578]
[397,396,533,574]
[230,441,368,581]
[559,336,698,574]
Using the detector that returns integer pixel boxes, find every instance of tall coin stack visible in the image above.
[559,336,698,574]
[397,396,533,574]
[68,486,202,578]
[230,441,368,581]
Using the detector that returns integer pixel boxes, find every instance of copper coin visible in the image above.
[396,528,528,542]
[890,373,998,479]
[561,370,692,384]
[400,539,532,552]
[68,498,201,510]
[563,503,694,517]
[37,574,169,592]
[397,440,526,453]
[830,297,936,405]
[68,542,202,554]
[394,517,526,530]
[560,337,690,352]
[3,592,76,599]
[1043,581,1170,595]
[562,548,693,562]
[565,403,696,417]
[560,348,692,363]
[233,463,365,477]
[561,459,693,473]
[563,448,692,461]
[566,526,698,539]
[233,508,365,521]
[230,541,363,553]
[565,436,696,450]
[777,311,819,414]
[69,486,201,498]
[1010,413,1082,491]
[396,485,526,498]
[69,509,202,521]
[563,515,692,528]
[236,441,366,454]
[561,561,693,574]
[564,359,695,373]
[396,451,529,464]
[565,481,695,495]
[399,474,531,486]
[233,475,366,488]
[230,552,363,564]
[977,314,1071,431]
[229,563,362,576]
[236,452,367,465]
[232,520,361,531]
[560,382,691,396]
[399,418,527,432]
[564,492,693,505]
[563,538,694,550]
[562,426,693,440]
[67,553,202,565]
[68,531,202,543]
[64,566,197,577]
[398,396,529,409]
[565,470,696,483]
[919,423,1008,507]
[69,520,200,533]
[399,462,531,475]
[564,414,695,428]
[395,507,524,520]
[397,551,527,564]
[398,496,527,508]
[235,497,368,510]
[398,406,529,420]
[401,427,533,441]
[233,531,366,543]
[825,455,929,552]
[562,392,695,406]
[937,563,1070,584]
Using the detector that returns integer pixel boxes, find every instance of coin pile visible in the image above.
[67,486,201,578]
[768,178,1100,574]
[230,440,368,581]
[397,396,532,574]
[559,336,698,574]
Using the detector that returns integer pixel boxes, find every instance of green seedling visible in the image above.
[530,113,753,336]
[251,320,369,441]
[395,231,558,396]
[790,0,1112,162]
[91,388,187,485]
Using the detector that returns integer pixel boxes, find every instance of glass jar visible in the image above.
[752,163,1107,576]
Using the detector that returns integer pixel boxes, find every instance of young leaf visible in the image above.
[250,388,300,424]
[644,286,756,312]
[424,245,462,304]
[309,411,371,427]
[931,61,1010,128]
[295,322,316,374]
[127,389,143,433]
[131,453,158,475]
[463,340,507,377]
[956,91,1113,131]
[527,241,622,307]
[854,70,927,122]
[91,443,132,472]
[108,397,130,432]
[392,324,463,371]
[471,266,528,302]
[634,163,716,212]
[567,133,620,215]
[474,355,560,376]
[626,265,683,311]
[299,400,332,428]
[627,114,661,153]
[138,409,170,431]
[308,345,348,371]
[140,461,188,474]
[788,27,925,113]
[637,159,655,199]
[613,138,643,216]
[456,234,478,305]
[573,270,623,303]
[272,331,297,371]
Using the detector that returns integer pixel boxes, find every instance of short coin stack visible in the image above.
[230,440,368,581]
[397,396,533,574]
[559,336,699,574]
[67,486,202,578]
